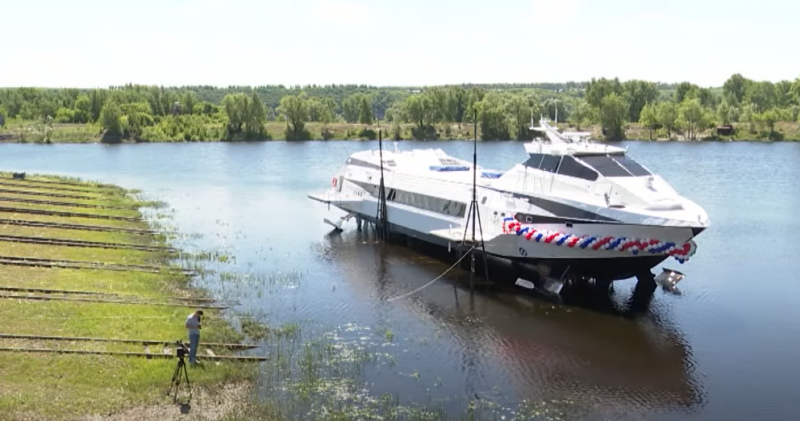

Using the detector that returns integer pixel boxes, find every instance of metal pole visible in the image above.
[376,129,388,240]
[470,110,478,291]
[472,110,477,243]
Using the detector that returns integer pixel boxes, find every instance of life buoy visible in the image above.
[331,177,338,188]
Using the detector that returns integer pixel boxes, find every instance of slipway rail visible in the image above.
[0,206,139,221]
[0,196,139,210]
[0,233,176,252]
[0,187,99,200]
[0,333,257,349]
[0,218,155,234]
[0,254,195,275]
[0,347,268,361]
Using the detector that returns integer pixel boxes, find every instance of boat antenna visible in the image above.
[376,128,389,241]
[460,108,491,291]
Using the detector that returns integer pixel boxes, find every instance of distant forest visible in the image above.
[1,76,798,142]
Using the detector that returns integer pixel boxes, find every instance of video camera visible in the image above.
[175,340,190,359]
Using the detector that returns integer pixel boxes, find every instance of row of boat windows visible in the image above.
[524,154,652,180]
[362,184,467,217]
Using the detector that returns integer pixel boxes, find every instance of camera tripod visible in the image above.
[167,354,192,403]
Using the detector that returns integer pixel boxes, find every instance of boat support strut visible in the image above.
[324,212,355,231]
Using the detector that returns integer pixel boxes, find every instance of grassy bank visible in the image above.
[3,120,799,143]
[0,174,607,421]
[0,172,254,420]
[611,121,800,142]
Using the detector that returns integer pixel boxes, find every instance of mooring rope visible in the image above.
[386,244,477,302]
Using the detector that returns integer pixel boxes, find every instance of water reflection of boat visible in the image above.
[321,231,705,417]
[309,119,709,290]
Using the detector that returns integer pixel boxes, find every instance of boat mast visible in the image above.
[460,109,491,291]
[376,129,389,240]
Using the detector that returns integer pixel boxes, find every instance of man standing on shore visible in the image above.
[184,309,203,365]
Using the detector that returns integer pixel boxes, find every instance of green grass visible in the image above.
[0,201,141,219]
[0,190,135,208]
[0,210,147,230]
[0,223,155,245]
[0,174,254,420]
[0,236,157,264]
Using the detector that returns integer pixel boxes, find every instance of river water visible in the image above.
[1,140,799,421]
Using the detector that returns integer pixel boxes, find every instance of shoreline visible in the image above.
[2,121,798,144]
[0,171,255,420]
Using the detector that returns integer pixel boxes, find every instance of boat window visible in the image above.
[578,155,632,177]
[524,154,545,169]
[557,156,599,181]
[539,155,560,173]
[381,185,466,217]
[481,196,487,205]
[430,165,470,172]
[609,155,651,176]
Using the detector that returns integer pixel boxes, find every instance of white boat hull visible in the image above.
[309,193,698,281]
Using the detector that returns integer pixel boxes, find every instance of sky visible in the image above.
[1,0,798,88]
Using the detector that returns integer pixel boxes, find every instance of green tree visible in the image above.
[623,80,658,122]
[716,100,732,125]
[475,93,509,140]
[278,94,309,140]
[461,87,485,125]
[306,97,323,122]
[311,97,337,127]
[791,77,800,105]
[745,81,776,113]
[222,93,249,134]
[358,94,373,125]
[402,94,428,129]
[674,82,697,103]
[425,87,449,123]
[384,107,398,123]
[100,101,123,137]
[759,108,779,136]
[568,100,591,131]
[54,107,76,123]
[789,105,800,122]
[656,101,679,140]
[246,92,267,138]
[585,78,622,133]
[638,103,659,140]
[447,86,468,124]
[342,94,366,123]
[90,89,106,122]
[505,94,533,140]
[678,99,709,140]
[182,92,197,115]
[193,101,218,115]
[585,77,622,109]
[123,103,156,139]
[723,73,748,105]
[693,87,718,109]
[74,94,92,123]
[740,103,757,133]
[599,93,628,140]
[774,80,794,108]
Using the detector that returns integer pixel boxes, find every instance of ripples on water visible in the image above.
[2,140,800,420]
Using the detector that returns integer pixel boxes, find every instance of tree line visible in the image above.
[1,74,798,141]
